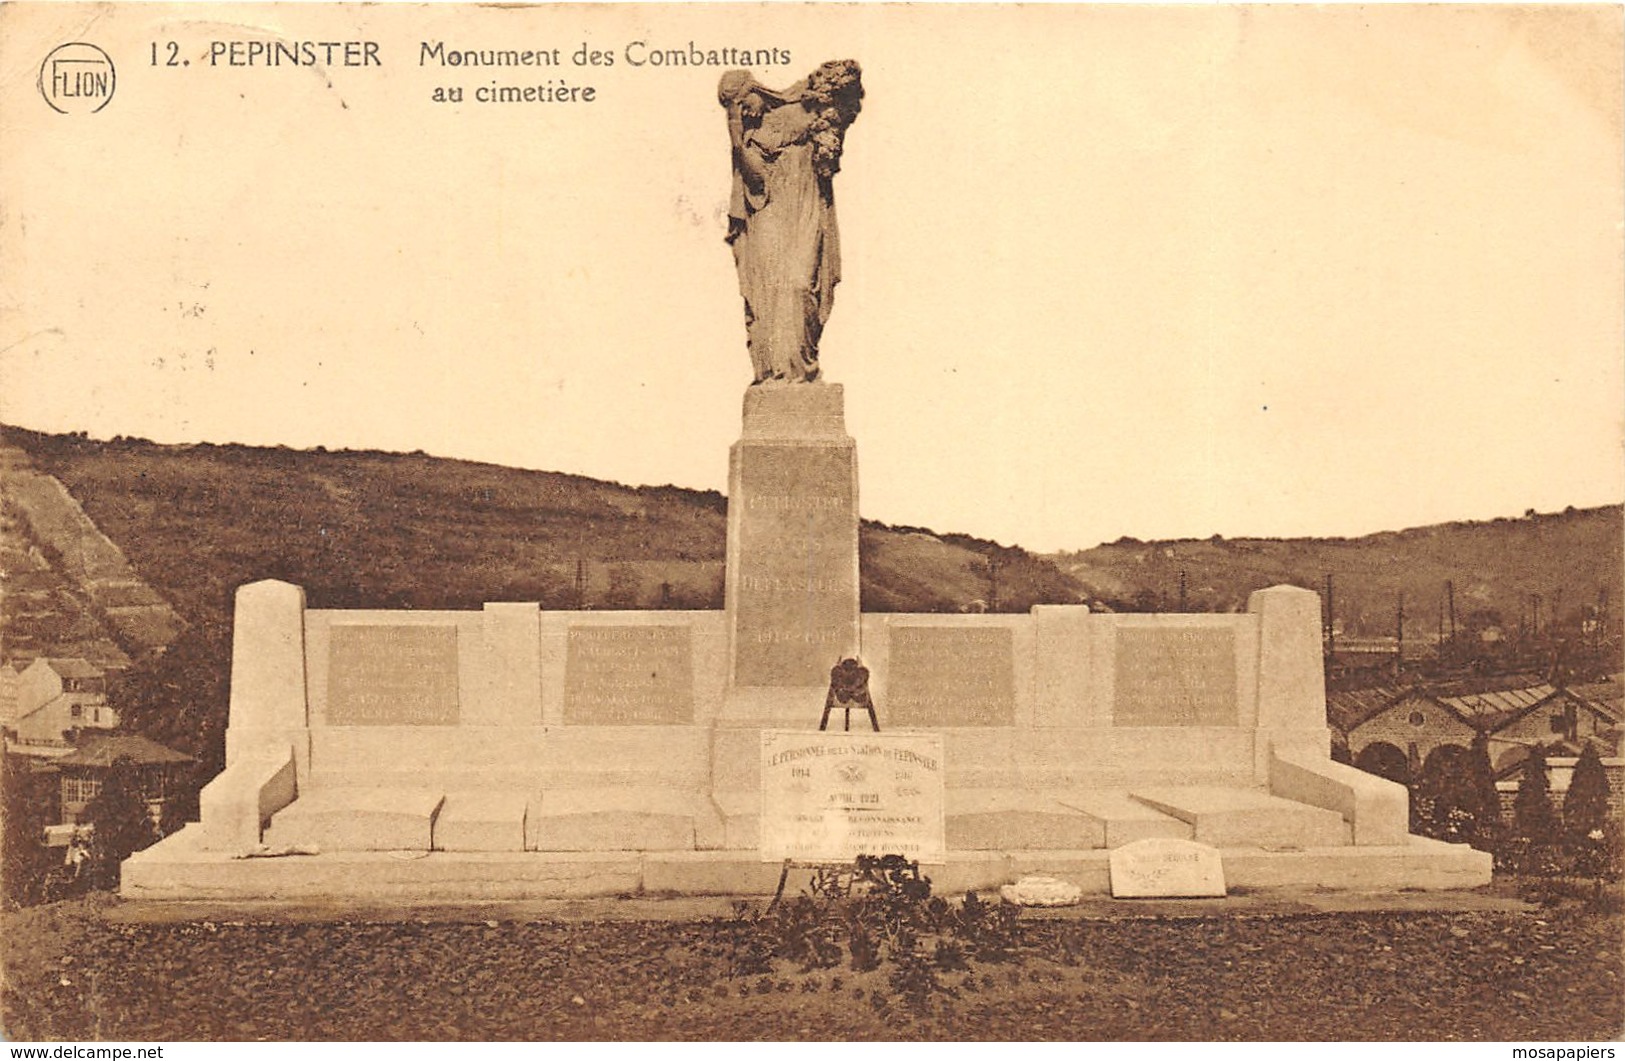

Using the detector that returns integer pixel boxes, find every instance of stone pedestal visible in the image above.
[724,383,860,688]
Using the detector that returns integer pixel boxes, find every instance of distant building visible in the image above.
[1569,676,1623,734]
[0,662,21,728]
[52,732,194,827]
[1438,685,1622,772]
[10,658,119,752]
[1334,677,1622,785]
[1336,686,1480,783]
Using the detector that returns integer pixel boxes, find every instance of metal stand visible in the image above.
[818,692,879,733]
[819,658,879,732]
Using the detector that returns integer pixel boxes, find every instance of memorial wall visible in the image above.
[278,595,1311,797]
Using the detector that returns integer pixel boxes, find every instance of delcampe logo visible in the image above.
[38,42,116,114]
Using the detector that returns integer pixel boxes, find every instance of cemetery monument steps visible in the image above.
[122,61,1491,899]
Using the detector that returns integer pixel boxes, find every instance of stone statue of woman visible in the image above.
[719,61,863,384]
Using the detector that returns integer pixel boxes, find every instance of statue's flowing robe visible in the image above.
[730,102,841,384]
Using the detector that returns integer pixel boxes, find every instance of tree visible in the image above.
[1413,745,1478,843]
[111,628,229,782]
[1512,742,1559,845]
[82,756,157,890]
[1468,733,1502,849]
[1,750,53,908]
[1563,743,1611,845]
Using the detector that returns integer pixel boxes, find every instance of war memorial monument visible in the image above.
[122,62,1492,901]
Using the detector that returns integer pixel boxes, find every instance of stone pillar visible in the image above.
[202,579,309,851]
[1248,584,1331,768]
[476,602,542,726]
[224,579,310,768]
[725,382,860,688]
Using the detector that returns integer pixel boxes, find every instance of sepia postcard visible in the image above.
[0,1,1621,1046]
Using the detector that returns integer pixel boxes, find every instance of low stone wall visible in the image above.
[192,579,1373,857]
[218,581,1328,776]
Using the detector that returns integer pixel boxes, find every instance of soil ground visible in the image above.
[2,887,1620,1042]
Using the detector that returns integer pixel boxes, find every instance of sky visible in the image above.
[2,3,1621,552]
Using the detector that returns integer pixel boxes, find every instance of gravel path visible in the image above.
[3,899,1619,1041]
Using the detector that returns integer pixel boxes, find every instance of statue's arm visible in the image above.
[729,113,769,193]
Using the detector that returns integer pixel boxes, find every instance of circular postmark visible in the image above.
[38,42,116,114]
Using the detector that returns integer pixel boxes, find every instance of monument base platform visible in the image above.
[122,826,1490,902]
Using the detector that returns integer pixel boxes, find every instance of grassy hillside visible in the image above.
[1,426,1083,633]
[1051,507,1624,637]
[4,424,1617,773]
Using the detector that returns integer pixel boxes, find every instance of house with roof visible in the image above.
[1335,674,1625,791]
[1569,676,1623,721]
[0,661,20,729]
[10,657,119,751]
[1438,683,1622,772]
[52,731,194,828]
[1334,684,1482,784]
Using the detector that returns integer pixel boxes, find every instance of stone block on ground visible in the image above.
[1269,748,1409,846]
[197,746,298,853]
[1110,837,1226,898]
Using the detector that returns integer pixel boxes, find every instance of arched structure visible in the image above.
[1355,741,1410,785]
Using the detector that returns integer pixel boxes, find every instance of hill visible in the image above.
[1050,507,1623,639]
[3,424,1618,774]
[1,427,1081,633]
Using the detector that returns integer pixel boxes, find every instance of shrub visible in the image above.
[847,922,881,972]
[1512,743,1559,851]
[954,890,1021,962]
[1563,744,1610,847]
[888,938,943,1013]
[1,750,54,908]
[82,757,160,889]
[1469,735,1502,849]
[747,856,1024,1008]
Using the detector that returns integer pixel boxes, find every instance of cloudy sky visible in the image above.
[3,3,1620,552]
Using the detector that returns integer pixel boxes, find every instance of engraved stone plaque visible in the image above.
[760,731,945,863]
[1110,837,1226,897]
[729,439,859,686]
[1113,627,1238,726]
[886,627,1015,726]
[326,624,459,725]
[563,625,694,725]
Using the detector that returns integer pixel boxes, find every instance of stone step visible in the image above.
[946,789,1104,850]
[529,787,717,852]
[1057,790,1194,847]
[1129,786,1350,848]
[123,828,1495,902]
[264,788,443,852]
[437,791,529,852]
